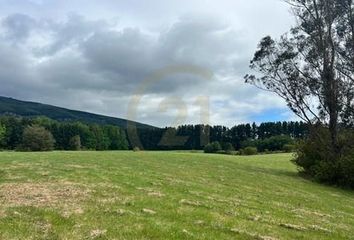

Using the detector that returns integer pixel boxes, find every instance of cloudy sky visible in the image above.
[0,0,297,127]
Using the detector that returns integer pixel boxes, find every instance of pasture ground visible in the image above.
[0,151,353,239]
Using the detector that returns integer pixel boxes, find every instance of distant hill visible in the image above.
[0,96,156,129]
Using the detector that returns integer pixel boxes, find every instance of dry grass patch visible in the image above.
[0,209,7,219]
[147,191,165,197]
[142,208,156,215]
[90,229,107,239]
[179,199,202,207]
[279,223,307,231]
[136,186,165,197]
[0,181,91,208]
[64,164,89,169]
[309,224,331,233]
[230,228,279,240]
[291,208,332,218]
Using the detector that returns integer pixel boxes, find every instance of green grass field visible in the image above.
[0,152,353,240]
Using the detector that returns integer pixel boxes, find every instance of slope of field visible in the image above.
[0,152,353,239]
[0,96,155,129]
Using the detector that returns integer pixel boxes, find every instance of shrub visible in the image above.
[0,124,5,147]
[21,125,55,151]
[222,142,235,153]
[339,151,354,188]
[240,139,257,149]
[133,146,141,152]
[257,135,294,152]
[241,136,294,153]
[293,127,354,188]
[204,141,222,153]
[283,144,295,153]
[69,135,81,151]
[240,147,258,155]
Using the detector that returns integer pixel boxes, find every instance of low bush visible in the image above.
[240,147,258,156]
[257,135,294,152]
[283,144,295,153]
[69,135,81,151]
[204,141,222,153]
[20,125,55,151]
[222,142,235,153]
[133,146,141,152]
[240,140,257,149]
[339,151,354,187]
[0,124,5,147]
[241,135,294,153]
[293,127,354,188]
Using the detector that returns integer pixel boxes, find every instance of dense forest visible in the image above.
[0,116,129,151]
[0,115,307,151]
[137,121,307,151]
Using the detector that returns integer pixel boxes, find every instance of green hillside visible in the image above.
[0,96,155,129]
[0,152,353,239]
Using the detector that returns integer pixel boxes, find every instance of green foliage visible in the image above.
[339,151,354,188]
[293,127,354,188]
[103,125,129,150]
[133,146,141,152]
[138,121,307,150]
[204,141,222,153]
[222,142,235,153]
[0,116,129,151]
[0,115,308,152]
[241,135,294,153]
[0,116,26,149]
[89,124,110,151]
[21,125,55,151]
[69,135,81,151]
[240,147,258,156]
[0,123,5,146]
[283,144,295,153]
[246,0,354,188]
[240,139,257,149]
[257,135,294,152]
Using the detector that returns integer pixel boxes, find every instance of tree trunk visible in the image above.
[324,67,339,155]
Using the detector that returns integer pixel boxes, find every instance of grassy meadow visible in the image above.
[0,151,353,239]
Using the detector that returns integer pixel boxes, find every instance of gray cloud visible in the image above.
[0,1,296,127]
[2,13,37,42]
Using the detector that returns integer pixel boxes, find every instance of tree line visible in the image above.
[0,116,129,151]
[136,121,308,150]
[0,115,308,152]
